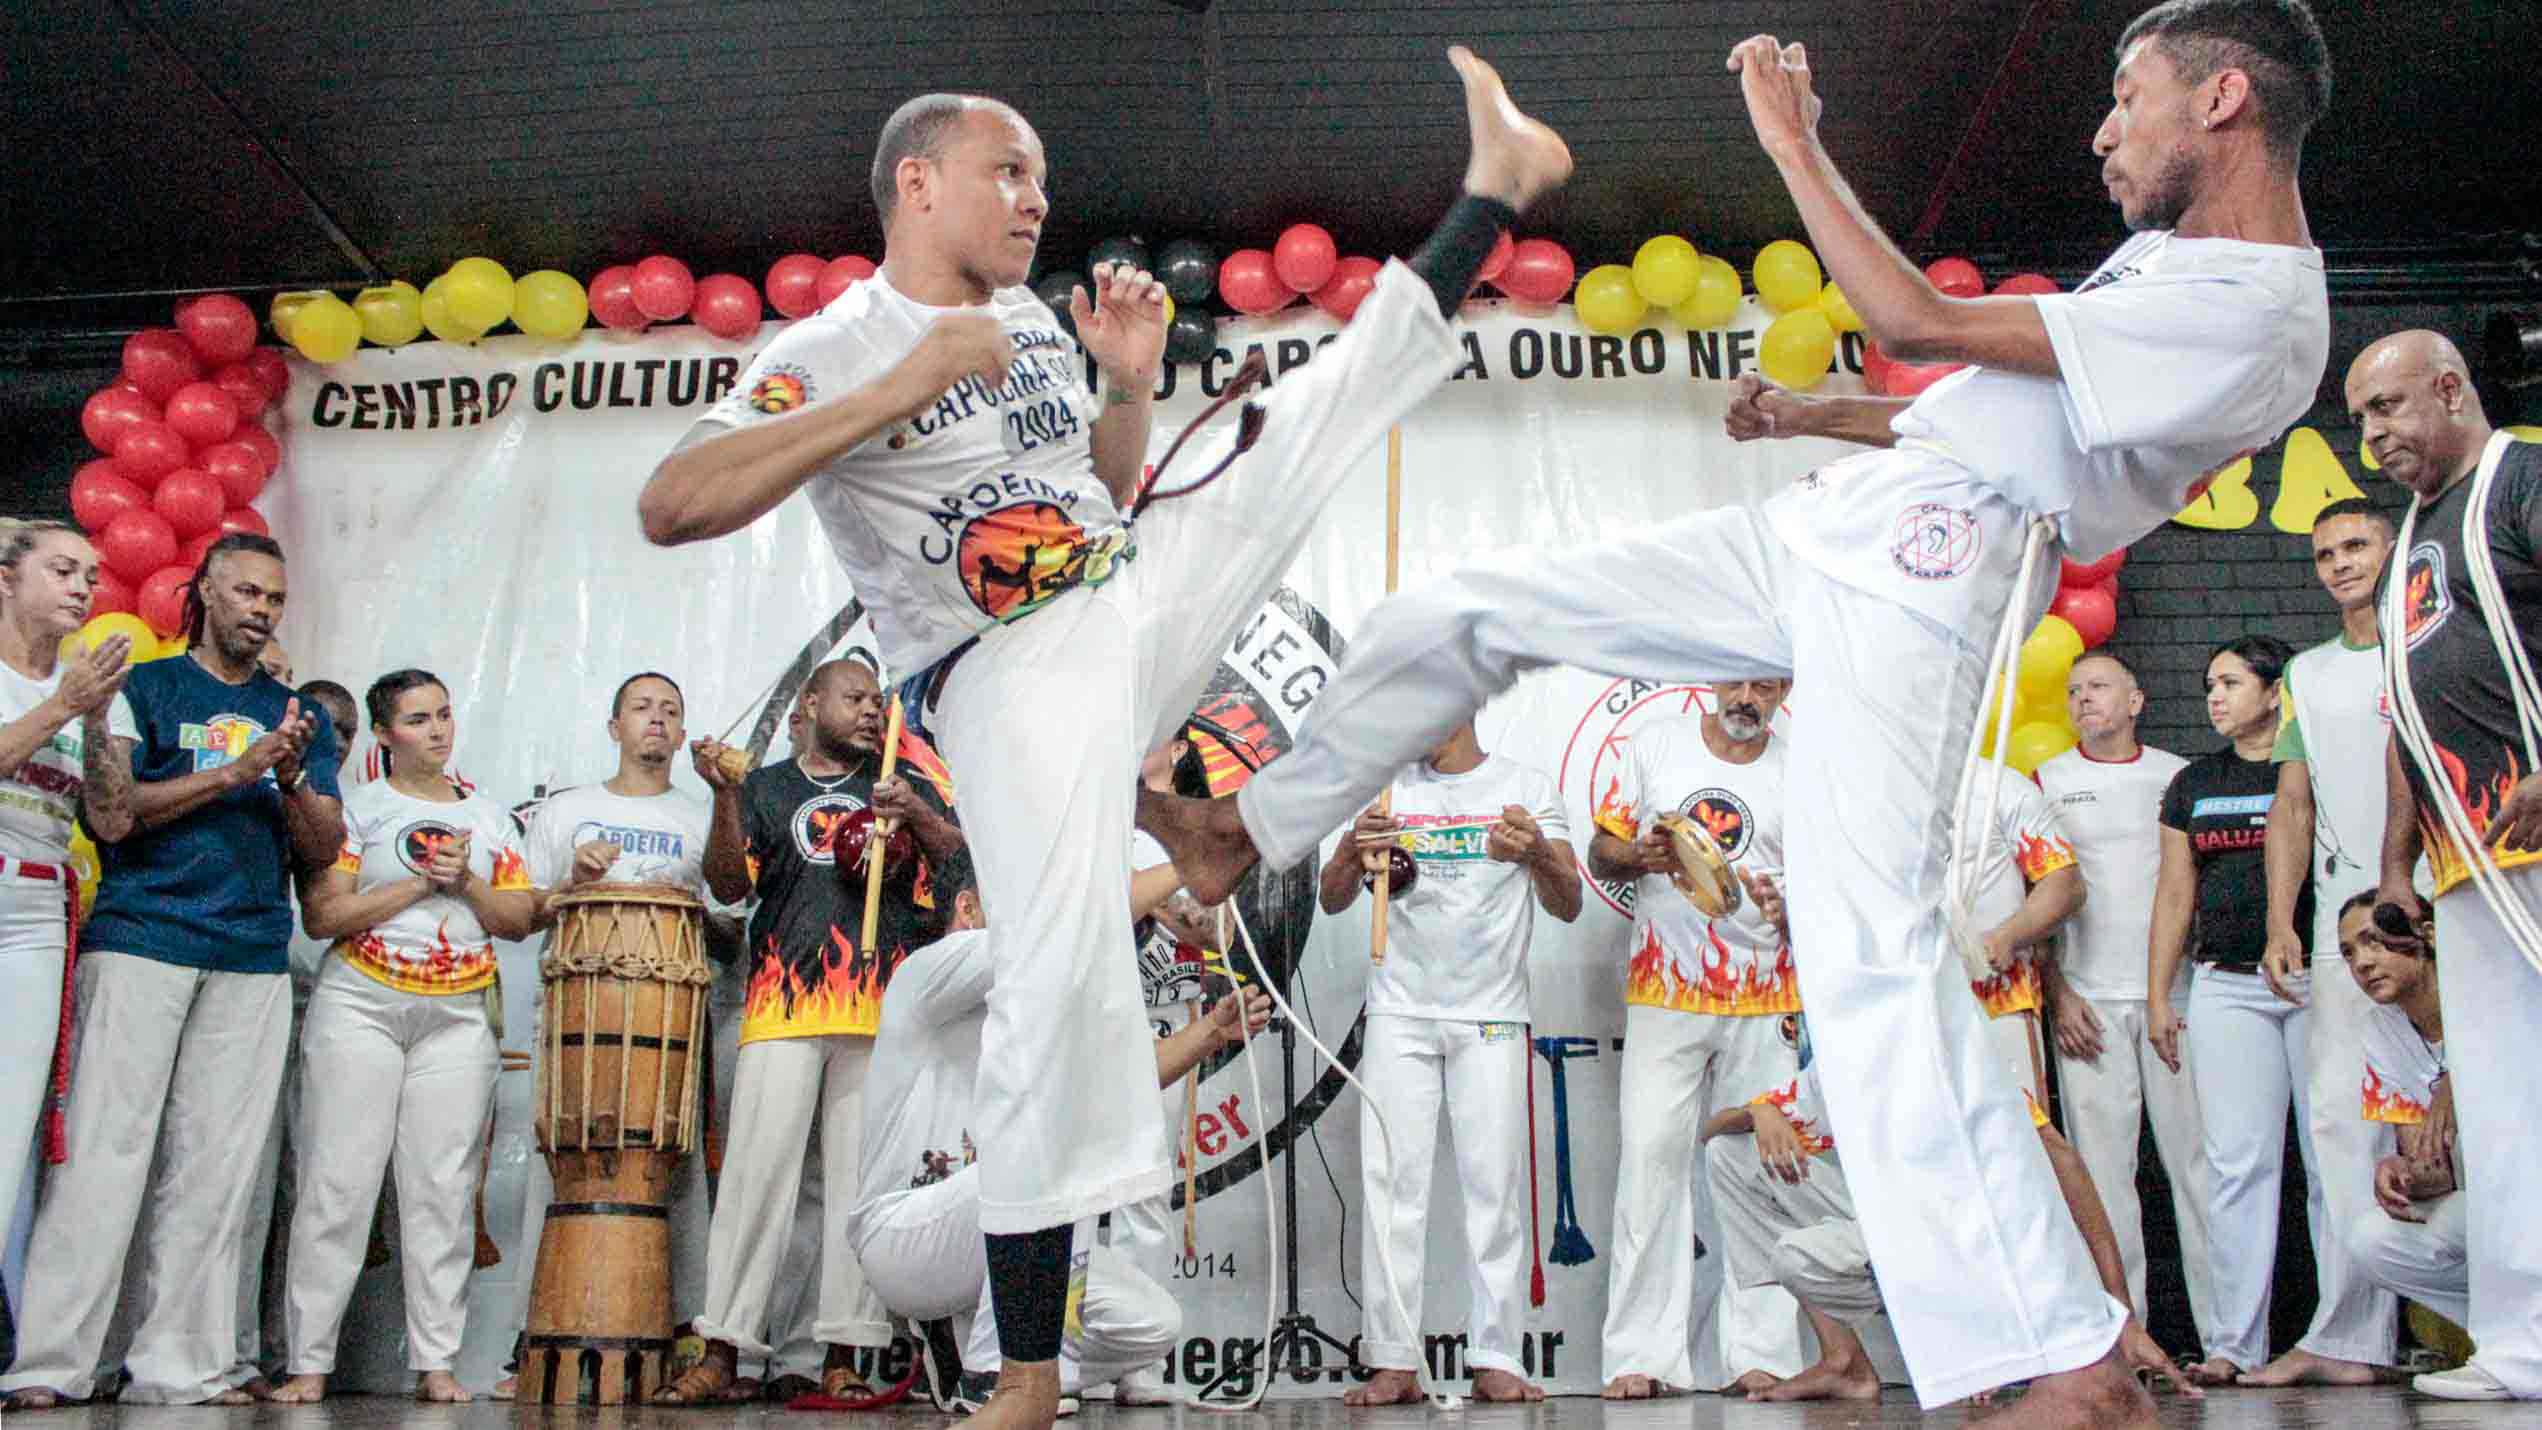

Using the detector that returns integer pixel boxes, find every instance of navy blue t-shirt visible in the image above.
[85,655,342,974]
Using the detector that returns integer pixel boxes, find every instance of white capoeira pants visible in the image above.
[1233,499,2129,1405]
[1103,1070,1194,1350]
[2350,1194,2468,1332]
[0,950,288,1404]
[284,959,495,1375]
[1358,1013,1531,1378]
[1601,1005,1802,1388]
[2294,910,2400,1366]
[936,261,1459,1236]
[2185,964,2319,1370]
[1704,1137,1881,1325]
[1983,1008,2044,1103]
[850,1173,1178,1388]
[2052,989,2216,1343]
[0,877,68,1321]
[2433,867,2542,1395]
[693,1035,890,1355]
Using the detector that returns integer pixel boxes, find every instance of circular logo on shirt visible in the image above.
[954,501,1122,621]
[1678,787,1754,860]
[395,819,468,876]
[2403,540,2452,649]
[792,792,867,863]
[1890,502,1981,581]
[747,364,813,416]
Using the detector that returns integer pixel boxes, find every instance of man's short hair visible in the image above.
[871,94,988,226]
[2312,496,2390,532]
[2118,0,2331,163]
[612,671,683,719]
[809,656,879,698]
[298,679,357,736]
[2072,649,2140,684]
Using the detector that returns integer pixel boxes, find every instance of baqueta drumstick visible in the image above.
[1372,426,1403,966]
[860,696,906,959]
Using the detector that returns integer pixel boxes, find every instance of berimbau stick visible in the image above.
[860,696,906,959]
[1372,426,1403,967]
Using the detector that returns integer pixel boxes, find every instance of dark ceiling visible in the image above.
[5,0,2537,348]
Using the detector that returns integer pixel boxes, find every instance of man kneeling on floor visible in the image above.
[845,869,1272,1410]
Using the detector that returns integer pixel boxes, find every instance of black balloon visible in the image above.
[1086,235,1152,281]
[1163,306,1217,365]
[1155,238,1218,305]
[1034,270,1084,334]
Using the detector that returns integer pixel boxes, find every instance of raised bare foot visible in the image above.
[2184,1356,2244,1387]
[1447,47,1574,211]
[1343,1369,1424,1406]
[1471,1368,1544,1402]
[2238,1347,2395,1386]
[1135,787,1258,906]
[268,1374,327,1405]
[4,1388,68,1411]
[1968,1350,2155,1428]
[1602,1373,1658,1399]
[1724,1368,1782,1396]
[416,1370,472,1403]
[1750,1359,1879,1403]
[969,1359,1063,1430]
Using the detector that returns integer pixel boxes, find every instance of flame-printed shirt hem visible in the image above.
[1756,1063,2046,1160]
[1601,716,1793,1019]
[328,781,529,997]
[2359,1002,2443,1126]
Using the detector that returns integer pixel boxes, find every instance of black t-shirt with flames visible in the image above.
[2393,437,2542,896]
[740,748,961,1043]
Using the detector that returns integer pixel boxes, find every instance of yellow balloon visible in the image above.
[511,270,590,341]
[419,274,485,345]
[269,290,321,343]
[68,827,99,918]
[2006,720,2079,776]
[1574,264,1648,335]
[288,292,361,363]
[444,256,515,331]
[62,611,156,663]
[152,636,189,662]
[355,280,425,347]
[1753,239,1823,315]
[1670,255,1742,329]
[1817,281,1862,333]
[1760,309,1837,391]
[2016,614,2087,705]
[1631,235,1701,308]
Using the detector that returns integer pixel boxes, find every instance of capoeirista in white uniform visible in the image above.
[2349,998,2461,1328]
[2034,738,2213,1341]
[1349,748,1570,1387]
[1588,710,1804,1390]
[1960,760,2080,1102]
[1229,223,2328,1404]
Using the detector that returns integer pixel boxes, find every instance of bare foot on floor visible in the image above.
[235,1377,274,1401]
[2184,1356,2245,1387]
[1472,1368,1544,1402]
[1724,1369,1782,1396]
[4,1388,68,1411]
[268,1374,327,1405]
[1343,1369,1424,1406]
[1968,1350,2155,1428]
[1135,786,1259,906]
[1447,46,1574,211]
[2238,1347,2396,1386]
[970,1361,1063,1430]
[1602,1373,1658,1399]
[1750,1360,1879,1403]
[204,1388,256,1406]
[416,1370,472,1403]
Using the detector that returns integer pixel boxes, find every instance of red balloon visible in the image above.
[179,529,220,574]
[2050,582,2119,649]
[98,510,179,586]
[220,507,271,538]
[1217,249,1288,317]
[88,567,137,619]
[152,468,226,539]
[1864,340,1962,398]
[200,439,273,507]
[1477,229,1515,286]
[211,364,270,420]
[121,329,202,404]
[230,424,281,480]
[765,253,826,319]
[2060,548,2128,587]
[1311,257,1383,322]
[137,564,193,640]
[163,382,240,447]
[1272,223,1338,294]
[174,294,258,367]
[112,421,190,486]
[69,459,150,533]
[692,274,763,340]
[1993,272,2059,297]
[588,265,647,331]
[1497,238,1576,304]
[631,256,696,322]
[245,347,290,400]
[1924,257,1985,297]
[816,256,877,308]
[81,385,160,456]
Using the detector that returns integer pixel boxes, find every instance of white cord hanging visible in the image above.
[1945,518,2059,979]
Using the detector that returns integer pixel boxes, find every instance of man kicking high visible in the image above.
[639,50,1571,1430]
[1144,5,2331,1420]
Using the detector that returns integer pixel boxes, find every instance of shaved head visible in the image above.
[2349,329,2472,389]
[2347,328,2491,499]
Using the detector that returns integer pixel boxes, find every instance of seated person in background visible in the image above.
[2334,893,2464,1334]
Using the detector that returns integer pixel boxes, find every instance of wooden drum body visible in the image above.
[520,883,711,1406]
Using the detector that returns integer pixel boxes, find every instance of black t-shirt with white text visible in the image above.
[2161,748,2309,969]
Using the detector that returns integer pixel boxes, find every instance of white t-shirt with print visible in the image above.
[1963,763,2080,1018]
[0,663,83,863]
[329,779,529,994]
[856,927,993,1217]
[1370,754,1569,1025]
[679,276,1128,675]
[2035,744,2191,1001]
[2359,1002,2444,1127]
[524,782,711,895]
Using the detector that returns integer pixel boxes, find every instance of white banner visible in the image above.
[269,295,1865,1396]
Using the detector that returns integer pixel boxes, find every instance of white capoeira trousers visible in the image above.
[1704,1136,1879,1325]
[284,959,495,1375]
[1357,1013,1531,1378]
[1234,499,2129,1406]
[2052,990,2216,1343]
[2294,914,2400,1366]
[1983,1008,2044,1103]
[2185,965,2319,1370]
[1103,1072,1194,1311]
[693,1034,891,1355]
[0,950,288,1404]
[0,878,68,1315]
[849,1174,1178,1388]
[934,261,1460,1236]
[1601,1005,1802,1388]
[2350,1193,2468,1333]
[2433,866,2542,1395]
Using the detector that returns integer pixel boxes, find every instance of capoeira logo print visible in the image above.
[746,363,813,415]
[955,501,1127,621]
[2403,541,2452,649]
[1889,501,1981,581]
[791,792,867,864]
[394,819,468,875]
[1678,788,1752,859]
